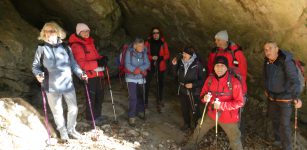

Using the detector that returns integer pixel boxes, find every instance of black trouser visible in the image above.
[179,93,201,128]
[268,101,292,150]
[145,65,164,105]
[86,77,104,120]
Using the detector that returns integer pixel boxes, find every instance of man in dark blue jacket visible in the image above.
[263,41,302,150]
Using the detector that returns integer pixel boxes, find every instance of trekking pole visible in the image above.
[195,92,212,145]
[84,81,98,141]
[294,107,298,150]
[39,73,51,145]
[154,61,161,112]
[215,98,220,150]
[187,89,196,114]
[142,77,146,120]
[105,66,118,123]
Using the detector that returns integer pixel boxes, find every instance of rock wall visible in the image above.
[0,0,39,97]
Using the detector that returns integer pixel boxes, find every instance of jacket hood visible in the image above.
[280,50,293,62]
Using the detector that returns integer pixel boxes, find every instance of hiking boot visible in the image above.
[156,105,162,113]
[129,117,136,127]
[180,124,191,132]
[68,129,82,140]
[59,128,69,140]
[138,112,145,120]
[272,141,282,147]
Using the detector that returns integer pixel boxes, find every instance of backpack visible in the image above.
[117,44,145,75]
[293,60,306,94]
[212,41,242,67]
[117,44,129,75]
[207,67,242,95]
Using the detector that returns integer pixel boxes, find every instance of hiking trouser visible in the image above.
[268,101,292,150]
[45,89,78,133]
[128,82,145,117]
[86,77,104,120]
[186,116,243,150]
[179,94,200,128]
[145,66,165,105]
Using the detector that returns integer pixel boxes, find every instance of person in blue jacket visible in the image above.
[263,41,302,150]
[32,22,87,140]
[125,38,150,126]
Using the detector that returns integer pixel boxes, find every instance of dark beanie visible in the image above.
[214,56,228,68]
[183,47,194,56]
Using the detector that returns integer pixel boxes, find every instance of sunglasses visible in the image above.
[152,32,160,34]
[44,30,56,33]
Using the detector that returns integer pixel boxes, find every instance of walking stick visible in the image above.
[84,81,98,141]
[195,92,212,146]
[105,66,118,122]
[187,89,196,114]
[215,98,220,150]
[39,73,51,145]
[294,107,298,150]
[143,77,146,120]
[154,61,161,112]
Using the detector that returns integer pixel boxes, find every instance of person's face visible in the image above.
[263,43,279,61]
[182,52,191,61]
[152,29,160,40]
[134,43,144,52]
[44,26,57,39]
[214,63,228,77]
[79,30,90,38]
[215,38,228,48]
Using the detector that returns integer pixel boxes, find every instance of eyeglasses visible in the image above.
[44,30,56,33]
[152,32,160,34]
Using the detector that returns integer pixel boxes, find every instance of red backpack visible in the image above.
[117,44,129,76]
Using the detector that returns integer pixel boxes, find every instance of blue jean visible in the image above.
[268,101,292,150]
[127,82,145,117]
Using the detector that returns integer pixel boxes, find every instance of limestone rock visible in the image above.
[0,98,56,149]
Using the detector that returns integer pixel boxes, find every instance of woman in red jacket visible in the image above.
[69,23,108,125]
[144,27,170,111]
[182,56,244,150]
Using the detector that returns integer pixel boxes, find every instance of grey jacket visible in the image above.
[32,42,83,93]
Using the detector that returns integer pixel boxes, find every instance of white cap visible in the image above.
[76,23,90,35]
[215,30,228,41]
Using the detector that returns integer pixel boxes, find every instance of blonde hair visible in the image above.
[38,22,66,41]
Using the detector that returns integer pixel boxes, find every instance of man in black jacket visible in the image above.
[263,41,302,150]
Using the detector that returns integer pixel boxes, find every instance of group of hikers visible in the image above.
[32,21,303,150]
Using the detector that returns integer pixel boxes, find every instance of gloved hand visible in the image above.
[141,70,147,77]
[133,67,141,74]
[98,56,109,67]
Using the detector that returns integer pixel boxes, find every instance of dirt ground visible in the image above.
[38,76,307,150]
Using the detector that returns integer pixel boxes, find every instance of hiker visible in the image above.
[125,38,150,126]
[69,23,108,125]
[144,27,170,110]
[32,22,87,140]
[263,41,302,150]
[171,47,205,131]
[182,56,244,150]
[207,30,247,95]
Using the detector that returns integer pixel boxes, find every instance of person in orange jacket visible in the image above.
[69,23,108,125]
[182,56,244,150]
[144,27,170,111]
